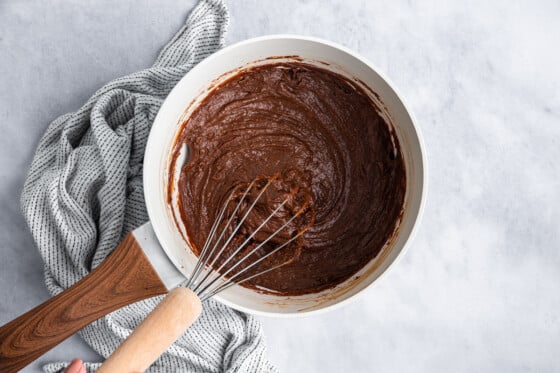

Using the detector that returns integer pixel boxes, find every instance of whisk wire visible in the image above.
[196,199,301,298]
[199,231,304,301]
[182,176,311,302]
[188,179,258,289]
[186,187,238,288]
[200,209,301,300]
[191,178,275,293]
[200,262,288,302]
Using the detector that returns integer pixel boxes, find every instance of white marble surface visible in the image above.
[1,0,559,372]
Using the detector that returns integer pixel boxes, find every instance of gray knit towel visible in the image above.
[20,1,277,372]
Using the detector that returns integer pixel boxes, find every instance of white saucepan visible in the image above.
[0,35,426,372]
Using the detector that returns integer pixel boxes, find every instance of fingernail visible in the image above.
[65,359,83,373]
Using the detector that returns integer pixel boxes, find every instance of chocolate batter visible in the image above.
[171,62,406,295]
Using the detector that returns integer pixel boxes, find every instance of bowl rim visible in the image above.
[144,34,428,317]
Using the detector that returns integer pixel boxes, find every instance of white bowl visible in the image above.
[144,35,427,317]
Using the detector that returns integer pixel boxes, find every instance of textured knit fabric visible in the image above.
[20,1,277,372]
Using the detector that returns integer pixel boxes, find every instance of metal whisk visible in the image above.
[98,175,311,373]
[186,175,310,301]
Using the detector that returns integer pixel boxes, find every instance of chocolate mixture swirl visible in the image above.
[171,62,406,295]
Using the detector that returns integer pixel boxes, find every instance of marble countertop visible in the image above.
[1,0,559,372]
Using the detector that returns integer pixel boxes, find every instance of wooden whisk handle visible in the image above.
[97,287,202,373]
